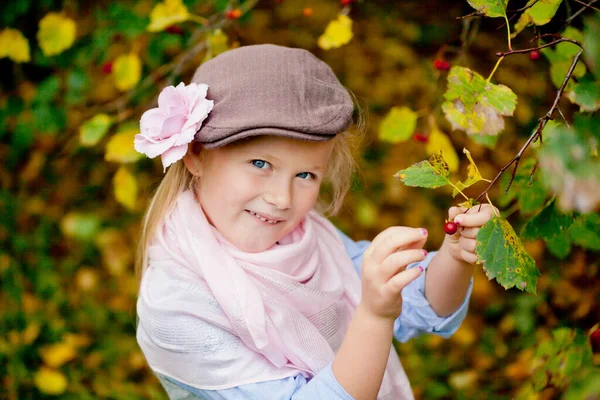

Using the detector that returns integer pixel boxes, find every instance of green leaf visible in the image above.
[531,328,593,392]
[513,0,562,37]
[583,13,600,78]
[521,198,573,241]
[394,151,451,188]
[542,27,587,88]
[60,212,102,242]
[469,133,499,148]
[65,68,90,106]
[476,216,540,293]
[32,104,66,135]
[569,212,600,250]
[442,66,517,136]
[521,198,573,258]
[80,114,113,147]
[566,76,600,112]
[546,231,571,259]
[466,0,507,18]
[378,106,418,143]
[33,76,61,104]
[497,157,548,214]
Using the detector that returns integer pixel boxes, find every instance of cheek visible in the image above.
[296,185,321,212]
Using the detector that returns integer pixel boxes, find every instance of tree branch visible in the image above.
[475,48,584,203]
[495,37,582,57]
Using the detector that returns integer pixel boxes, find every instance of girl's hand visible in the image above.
[359,227,428,321]
[446,204,498,265]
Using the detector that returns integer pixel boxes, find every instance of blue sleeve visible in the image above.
[336,228,473,343]
[157,363,354,400]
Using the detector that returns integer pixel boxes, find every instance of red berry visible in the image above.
[302,7,313,16]
[341,0,352,5]
[164,25,184,35]
[529,50,541,60]
[226,9,242,19]
[591,327,600,353]
[444,221,459,235]
[101,62,113,74]
[433,58,451,71]
[413,133,429,143]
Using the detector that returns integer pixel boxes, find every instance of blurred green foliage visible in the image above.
[1,0,598,399]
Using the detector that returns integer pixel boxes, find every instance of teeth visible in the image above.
[249,211,278,224]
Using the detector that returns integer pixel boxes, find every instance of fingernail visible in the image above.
[421,228,428,237]
[455,217,462,225]
[422,249,428,257]
[418,266,424,272]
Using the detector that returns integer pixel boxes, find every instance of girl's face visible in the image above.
[187,135,334,253]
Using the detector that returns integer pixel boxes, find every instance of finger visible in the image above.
[380,249,428,281]
[370,228,427,264]
[459,236,477,253]
[454,208,494,227]
[448,206,467,221]
[461,249,478,264]
[459,227,480,239]
[369,226,425,251]
[387,266,423,292]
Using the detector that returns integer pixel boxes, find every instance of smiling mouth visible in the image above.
[246,210,282,224]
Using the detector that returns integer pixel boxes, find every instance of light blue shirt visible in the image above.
[154,229,473,399]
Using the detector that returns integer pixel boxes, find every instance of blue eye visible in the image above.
[251,160,270,169]
[297,172,314,180]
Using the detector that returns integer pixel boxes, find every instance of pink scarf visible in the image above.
[137,190,414,399]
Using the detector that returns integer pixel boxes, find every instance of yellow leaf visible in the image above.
[37,13,76,56]
[426,121,459,172]
[113,166,138,210]
[318,14,353,50]
[0,28,31,63]
[204,29,229,62]
[34,367,68,395]
[148,0,190,32]
[113,53,142,92]
[453,148,487,197]
[22,323,41,344]
[40,342,77,368]
[95,229,133,276]
[105,125,143,163]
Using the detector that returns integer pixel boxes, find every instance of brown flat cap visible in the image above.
[190,44,354,149]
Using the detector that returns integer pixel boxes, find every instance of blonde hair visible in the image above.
[135,103,366,284]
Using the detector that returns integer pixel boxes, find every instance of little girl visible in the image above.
[134,44,496,400]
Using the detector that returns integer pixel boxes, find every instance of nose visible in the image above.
[263,179,292,210]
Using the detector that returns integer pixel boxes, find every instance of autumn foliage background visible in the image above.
[1,0,599,399]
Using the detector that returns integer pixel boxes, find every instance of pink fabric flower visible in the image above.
[134,82,214,171]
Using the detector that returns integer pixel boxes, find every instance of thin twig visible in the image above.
[557,107,571,130]
[475,49,584,202]
[573,0,600,11]
[564,0,599,25]
[529,162,538,185]
[508,0,540,12]
[496,37,583,57]
[456,10,485,19]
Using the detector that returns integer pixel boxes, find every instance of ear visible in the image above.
[182,142,204,176]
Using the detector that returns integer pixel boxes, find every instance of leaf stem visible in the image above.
[447,180,470,201]
[486,193,500,217]
[503,14,512,51]
[486,56,504,82]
